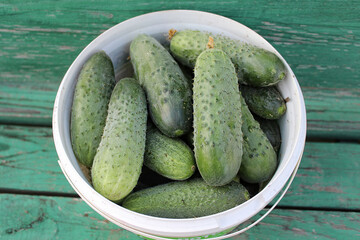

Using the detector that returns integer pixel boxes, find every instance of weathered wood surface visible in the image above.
[1,194,359,240]
[0,125,74,194]
[1,0,360,138]
[275,141,360,210]
[1,125,359,210]
[1,1,359,239]
[303,88,360,140]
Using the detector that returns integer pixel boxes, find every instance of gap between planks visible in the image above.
[0,188,78,198]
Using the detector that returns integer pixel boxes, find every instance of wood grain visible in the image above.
[1,194,359,240]
[304,88,360,139]
[0,125,74,194]
[1,0,360,138]
[275,142,360,210]
[238,208,360,240]
[1,1,359,239]
[0,194,138,240]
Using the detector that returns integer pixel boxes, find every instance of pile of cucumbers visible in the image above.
[70,30,287,218]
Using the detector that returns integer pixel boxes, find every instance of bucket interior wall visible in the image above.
[53,10,306,238]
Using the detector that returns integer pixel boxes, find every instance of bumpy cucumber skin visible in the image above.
[193,49,243,186]
[170,31,208,67]
[238,93,277,183]
[122,178,250,218]
[240,85,286,119]
[70,51,115,167]
[256,117,282,153]
[170,30,286,87]
[144,125,196,180]
[91,78,147,202]
[130,34,192,137]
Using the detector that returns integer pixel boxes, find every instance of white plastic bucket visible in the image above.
[52,10,307,239]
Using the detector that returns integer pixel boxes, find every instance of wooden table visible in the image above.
[1,1,359,239]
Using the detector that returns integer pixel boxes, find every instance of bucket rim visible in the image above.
[52,9,307,238]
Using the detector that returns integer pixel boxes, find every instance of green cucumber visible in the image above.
[193,49,243,186]
[238,93,277,183]
[91,78,147,202]
[130,34,192,137]
[170,30,286,87]
[122,178,250,218]
[70,51,115,167]
[240,85,286,119]
[144,124,196,180]
[256,117,282,153]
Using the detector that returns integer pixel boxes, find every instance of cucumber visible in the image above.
[91,78,147,202]
[256,116,282,153]
[238,93,277,183]
[122,178,250,218]
[193,49,243,186]
[70,51,115,167]
[170,30,286,87]
[240,85,286,119]
[144,124,196,180]
[130,34,192,137]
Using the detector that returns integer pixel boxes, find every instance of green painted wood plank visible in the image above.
[1,86,359,139]
[237,208,360,240]
[1,0,360,138]
[1,194,359,239]
[1,125,359,210]
[0,194,139,240]
[1,85,359,139]
[277,142,360,210]
[303,87,360,140]
[0,85,55,126]
[0,125,75,194]
[1,0,359,89]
